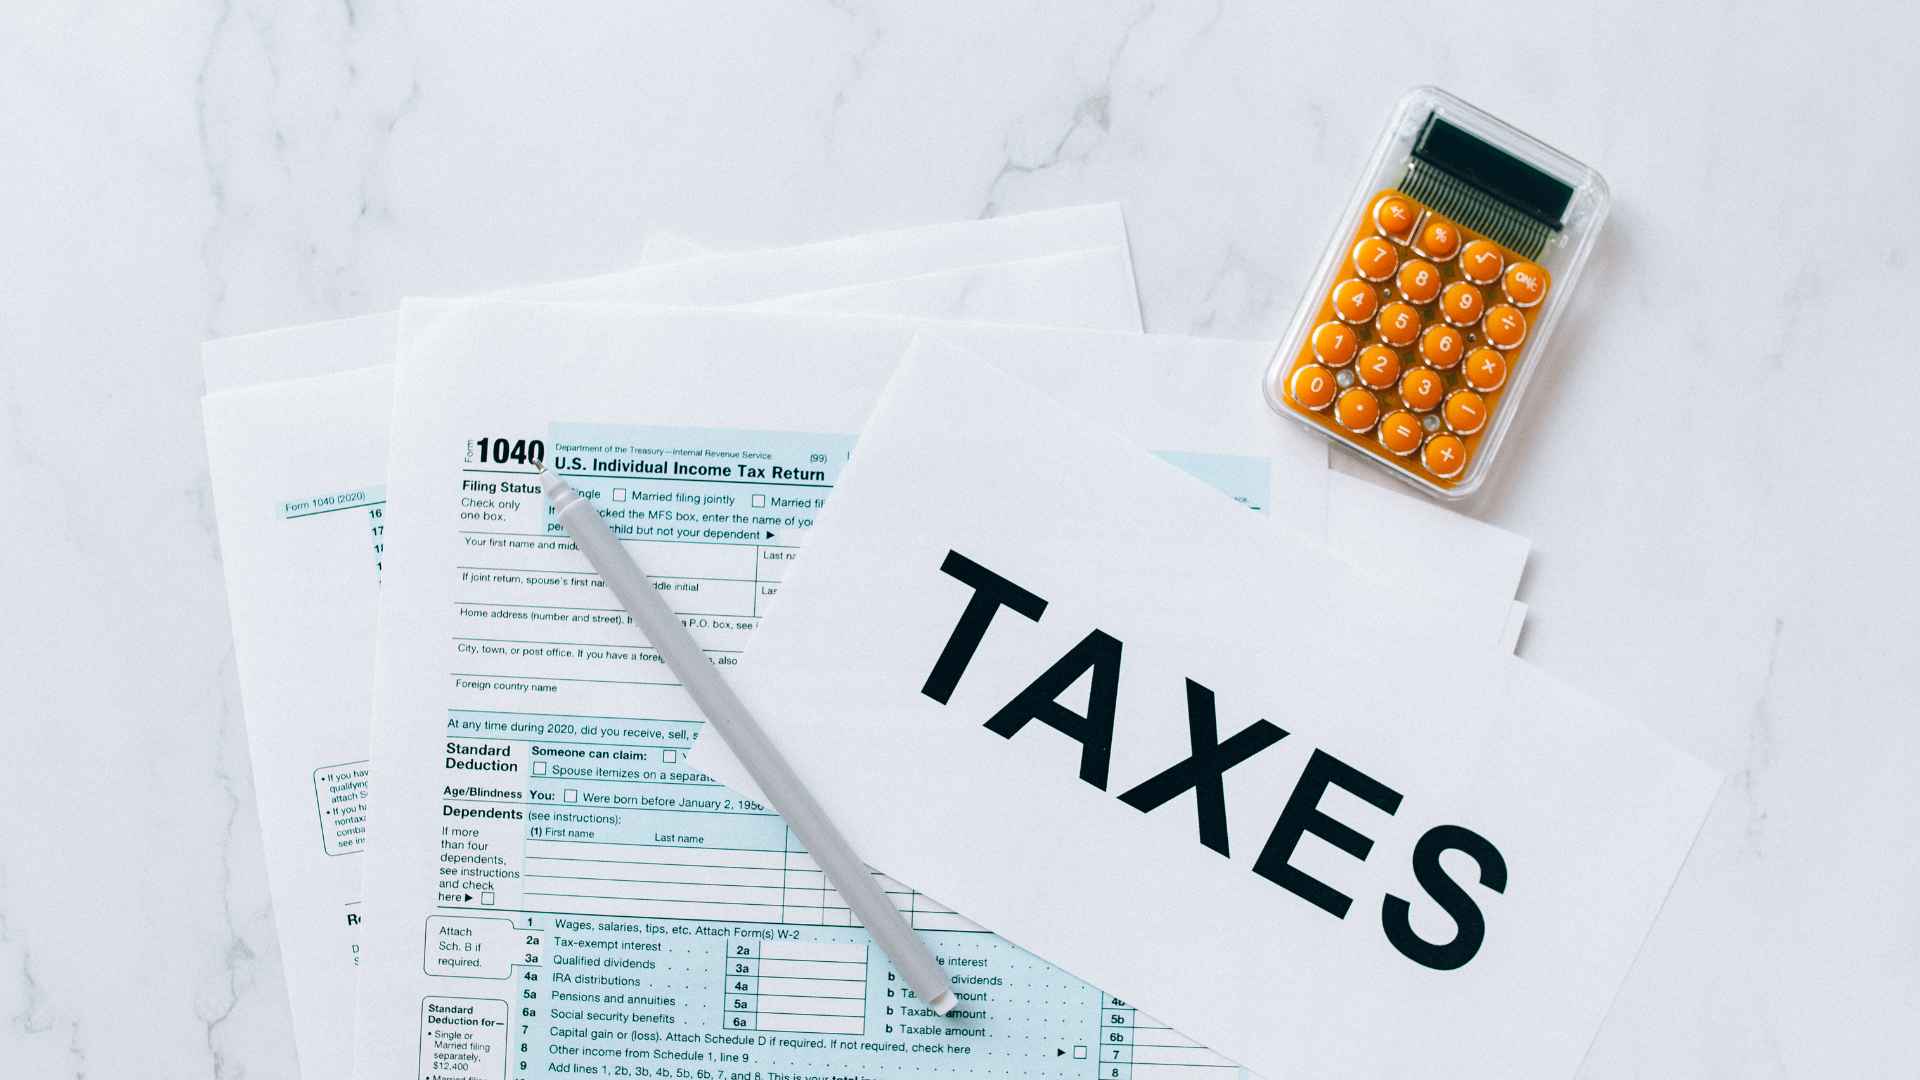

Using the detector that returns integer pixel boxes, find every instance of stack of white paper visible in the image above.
[691,338,1720,1078]
[202,206,1676,1080]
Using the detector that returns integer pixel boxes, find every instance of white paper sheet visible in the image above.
[746,247,1138,328]
[204,367,392,1078]
[203,237,1142,1080]
[1502,601,1530,653]
[202,204,1136,392]
[349,300,1532,1080]
[529,206,1140,314]
[637,235,1136,332]
[393,305,1526,648]
[692,337,1720,1080]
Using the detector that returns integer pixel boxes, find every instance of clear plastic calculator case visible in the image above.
[1264,87,1610,499]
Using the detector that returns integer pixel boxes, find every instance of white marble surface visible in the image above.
[1,3,1914,1076]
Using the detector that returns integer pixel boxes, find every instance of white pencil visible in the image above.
[537,461,957,1016]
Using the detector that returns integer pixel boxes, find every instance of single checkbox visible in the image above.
[563,788,579,803]
[531,761,548,775]
[612,488,627,501]
[751,494,766,508]
[480,891,495,906]
[1073,1046,1088,1059]
[662,749,679,763]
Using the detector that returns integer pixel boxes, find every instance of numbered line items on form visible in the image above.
[281,484,386,577]
[723,939,870,1035]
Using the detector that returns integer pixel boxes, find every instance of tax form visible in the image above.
[203,226,1143,1080]
[350,300,1528,1080]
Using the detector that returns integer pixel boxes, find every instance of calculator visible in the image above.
[1265,88,1609,499]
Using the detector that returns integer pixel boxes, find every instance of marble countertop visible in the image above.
[2,3,1914,1076]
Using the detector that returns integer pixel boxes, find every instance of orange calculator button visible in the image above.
[1356,345,1400,389]
[1463,346,1507,391]
[1443,389,1488,435]
[1334,387,1380,433]
[1399,367,1444,412]
[1503,261,1547,307]
[1423,433,1467,478]
[1311,321,1359,366]
[1460,240,1504,284]
[1376,301,1420,347]
[1378,410,1423,456]
[1414,216,1460,261]
[1351,236,1399,281]
[1332,279,1379,324]
[1289,363,1337,410]
[1483,304,1528,349]
[1419,324,1464,369]
[1440,282,1484,327]
[1373,195,1417,241]
[1396,258,1442,304]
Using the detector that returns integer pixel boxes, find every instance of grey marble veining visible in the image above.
[2,2,1915,1076]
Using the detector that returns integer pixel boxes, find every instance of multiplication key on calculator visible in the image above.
[1265,88,1609,499]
